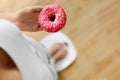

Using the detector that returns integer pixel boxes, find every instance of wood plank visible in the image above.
[0,0,120,80]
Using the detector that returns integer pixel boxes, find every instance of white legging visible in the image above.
[0,19,57,80]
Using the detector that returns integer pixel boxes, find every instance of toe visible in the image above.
[50,43,64,56]
[53,48,67,62]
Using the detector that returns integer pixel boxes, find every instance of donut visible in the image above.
[38,4,67,32]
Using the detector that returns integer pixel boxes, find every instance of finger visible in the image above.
[38,26,43,31]
[37,25,43,31]
[32,24,42,32]
[30,6,43,12]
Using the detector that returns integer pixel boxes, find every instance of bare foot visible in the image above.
[49,43,67,62]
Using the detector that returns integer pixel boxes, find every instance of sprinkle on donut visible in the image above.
[38,4,67,32]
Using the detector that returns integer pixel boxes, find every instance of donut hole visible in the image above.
[49,15,56,22]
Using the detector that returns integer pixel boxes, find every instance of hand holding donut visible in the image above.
[38,4,67,32]
[0,5,66,32]
[14,6,43,31]
[0,6,43,32]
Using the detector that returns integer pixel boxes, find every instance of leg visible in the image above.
[0,43,67,80]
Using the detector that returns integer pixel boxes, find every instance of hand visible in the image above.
[14,6,43,32]
[0,6,43,32]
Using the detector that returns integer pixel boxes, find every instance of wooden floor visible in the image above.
[0,0,120,80]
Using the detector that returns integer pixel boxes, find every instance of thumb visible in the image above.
[30,6,43,12]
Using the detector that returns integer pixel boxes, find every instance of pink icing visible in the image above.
[38,4,67,32]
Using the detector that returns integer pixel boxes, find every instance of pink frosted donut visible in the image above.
[38,4,67,32]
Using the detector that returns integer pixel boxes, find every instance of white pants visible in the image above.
[0,19,57,80]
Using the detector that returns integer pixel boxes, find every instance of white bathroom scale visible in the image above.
[40,32,77,72]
